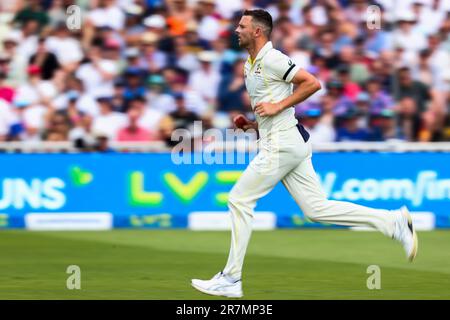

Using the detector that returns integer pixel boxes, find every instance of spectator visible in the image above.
[216,0,242,20]
[0,71,15,103]
[138,32,168,73]
[369,109,405,142]
[373,50,395,91]
[45,23,83,73]
[271,16,299,49]
[394,67,432,113]
[91,97,127,140]
[123,4,146,45]
[53,77,99,118]
[146,74,176,114]
[426,34,450,87]
[0,98,16,141]
[336,64,361,101]
[344,0,369,25]
[76,45,118,98]
[412,0,446,36]
[166,0,195,37]
[189,50,221,107]
[396,97,422,141]
[217,58,247,113]
[14,65,44,105]
[69,113,97,150]
[44,112,70,142]
[315,30,339,69]
[94,135,115,153]
[169,73,208,116]
[413,49,436,87]
[297,106,336,144]
[14,99,48,141]
[391,11,427,57]
[172,35,201,73]
[86,0,126,31]
[111,78,126,112]
[122,67,147,108]
[116,108,156,142]
[47,0,67,28]
[365,77,395,115]
[310,54,332,83]
[29,37,60,80]
[127,96,164,135]
[364,23,392,55]
[16,19,41,61]
[2,30,28,86]
[13,0,49,28]
[296,4,320,36]
[336,108,370,142]
[57,92,85,129]
[324,78,354,116]
[354,92,371,129]
[158,115,178,147]
[309,0,329,27]
[123,46,140,68]
[142,14,174,54]
[169,92,200,130]
[197,0,222,42]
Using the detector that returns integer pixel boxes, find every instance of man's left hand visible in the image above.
[254,101,283,117]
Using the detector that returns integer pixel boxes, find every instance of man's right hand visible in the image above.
[233,114,258,131]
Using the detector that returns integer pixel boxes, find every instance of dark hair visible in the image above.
[242,9,273,38]
[129,96,147,104]
[302,4,313,14]
[398,66,410,74]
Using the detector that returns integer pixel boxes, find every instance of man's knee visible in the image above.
[228,191,253,214]
[228,192,245,210]
[302,199,328,221]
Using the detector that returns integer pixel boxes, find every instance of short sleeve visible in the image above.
[266,51,300,83]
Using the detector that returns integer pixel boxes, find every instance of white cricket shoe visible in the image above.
[191,272,243,298]
[394,206,418,262]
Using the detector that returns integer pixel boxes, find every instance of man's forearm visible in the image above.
[278,80,321,111]
[253,71,322,117]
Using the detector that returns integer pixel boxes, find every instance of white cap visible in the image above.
[143,15,166,29]
[124,47,139,57]
[198,50,218,62]
[124,4,143,15]
[412,0,430,6]
[3,29,22,43]
[395,10,417,22]
[92,87,114,99]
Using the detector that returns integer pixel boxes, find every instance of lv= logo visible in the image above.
[128,171,243,207]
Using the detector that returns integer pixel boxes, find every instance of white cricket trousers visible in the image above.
[222,125,397,280]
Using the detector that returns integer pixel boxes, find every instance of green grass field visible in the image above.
[0,229,449,300]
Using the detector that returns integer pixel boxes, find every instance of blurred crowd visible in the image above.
[0,0,450,151]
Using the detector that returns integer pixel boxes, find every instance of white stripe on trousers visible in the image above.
[222,125,397,280]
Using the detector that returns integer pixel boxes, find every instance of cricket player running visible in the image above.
[191,9,418,298]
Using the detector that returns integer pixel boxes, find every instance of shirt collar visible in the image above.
[248,41,273,65]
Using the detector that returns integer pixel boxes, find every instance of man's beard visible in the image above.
[238,38,249,48]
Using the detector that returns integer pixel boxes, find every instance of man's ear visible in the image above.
[253,26,262,38]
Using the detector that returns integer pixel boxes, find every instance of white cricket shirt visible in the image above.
[244,41,300,138]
